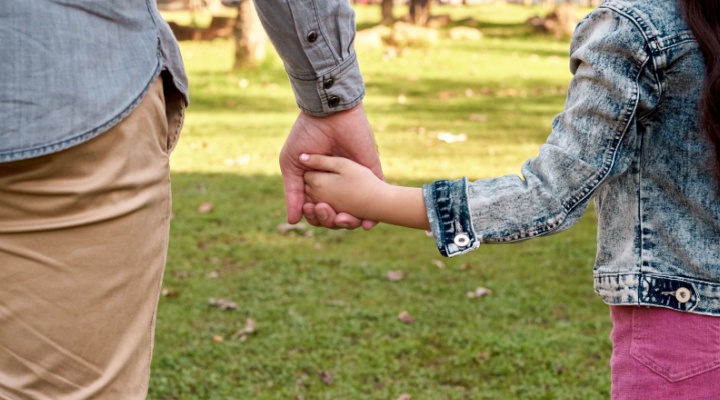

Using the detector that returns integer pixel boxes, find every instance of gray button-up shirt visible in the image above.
[0,0,363,162]
[0,0,188,162]
[254,0,365,116]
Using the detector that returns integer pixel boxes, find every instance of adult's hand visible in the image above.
[279,103,383,230]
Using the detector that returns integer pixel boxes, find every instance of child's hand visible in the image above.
[301,154,387,221]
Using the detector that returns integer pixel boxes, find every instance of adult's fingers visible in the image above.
[281,169,306,224]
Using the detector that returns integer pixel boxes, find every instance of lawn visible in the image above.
[151,3,611,399]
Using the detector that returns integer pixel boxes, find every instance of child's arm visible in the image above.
[301,154,430,231]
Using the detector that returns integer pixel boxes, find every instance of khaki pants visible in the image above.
[0,76,183,399]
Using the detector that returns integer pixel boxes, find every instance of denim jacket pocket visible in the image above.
[629,307,720,382]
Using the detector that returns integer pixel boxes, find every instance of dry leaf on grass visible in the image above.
[387,271,405,282]
[197,202,214,214]
[431,259,445,269]
[212,335,224,343]
[161,288,179,297]
[436,132,467,144]
[318,371,333,385]
[209,298,238,310]
[466,287,493,299]
[234,318,256,342]
[277,222,308,235]
[398,311,416,324]
[223,154,251,166]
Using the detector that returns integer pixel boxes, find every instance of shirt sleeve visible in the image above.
[253,0,365,116]
[422,7,657,257]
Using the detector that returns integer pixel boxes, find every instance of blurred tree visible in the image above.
[409,0,432,25]
[223,0,266,69]
[381,0,394,25]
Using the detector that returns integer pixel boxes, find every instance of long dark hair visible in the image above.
[680,0,720,165]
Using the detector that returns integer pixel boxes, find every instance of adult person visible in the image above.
[0,0,379,398]
[300,0,720,398]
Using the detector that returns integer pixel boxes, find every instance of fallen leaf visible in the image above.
[212,335,224,343]
[436,132,467,144]
[387,271,405,282]
[318,371,333,385]
[234,318,256,341]
[198,202,214,214]
[325,300,350,307]
[161,288,179,297]
[277,222,308,235]
[466,287,493,299]
[431,259,445,269]
[398,311,416,324]
[209,298,238,310]
[172,271,189,279]
[223,155,251,167]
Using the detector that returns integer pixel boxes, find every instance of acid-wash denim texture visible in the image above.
[423,0,720,315]
[0,0,188,162]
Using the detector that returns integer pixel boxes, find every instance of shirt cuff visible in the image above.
[423,177,480,257]
[286,53,365,116]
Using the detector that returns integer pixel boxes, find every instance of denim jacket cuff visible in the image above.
[287,53,365,117]
[423,177,480,257]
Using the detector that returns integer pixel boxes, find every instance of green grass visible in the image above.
[151,3,610,399]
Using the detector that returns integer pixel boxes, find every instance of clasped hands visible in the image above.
[279,104,384,230]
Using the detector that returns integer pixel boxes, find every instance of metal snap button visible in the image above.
[453,233,470,248]
[328,95,340,108]
[675,287,692,304]
[306,31,318,43]
[323,78,334,90]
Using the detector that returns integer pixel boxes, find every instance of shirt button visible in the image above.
[323,78,334,90]
[306,31,318,43]
[675,287,692,304]
[453,233,470,248]
[328,95,340,108]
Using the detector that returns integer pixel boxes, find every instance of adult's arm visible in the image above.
[253,1,383,229]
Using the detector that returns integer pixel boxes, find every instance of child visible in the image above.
[301,0,720,398]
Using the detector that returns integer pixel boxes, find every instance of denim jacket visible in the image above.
[423,0,720,316]
[0,0,188,162]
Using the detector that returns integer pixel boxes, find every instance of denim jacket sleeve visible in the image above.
[253,0,365,116]
[423,8,658,257]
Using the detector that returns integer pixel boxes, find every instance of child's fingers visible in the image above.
[299,153,346,173]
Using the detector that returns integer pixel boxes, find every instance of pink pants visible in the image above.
[610,306,720,399]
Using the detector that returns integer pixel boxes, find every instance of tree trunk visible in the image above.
[381,0,394,25]
[232,0,266,70]
[408,0,431,26]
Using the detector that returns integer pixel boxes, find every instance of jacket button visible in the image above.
[675,287,692,304]
[453,233,470,248]
[323,78,334,90]
[328,95,340,108]
[306,31,318,43]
